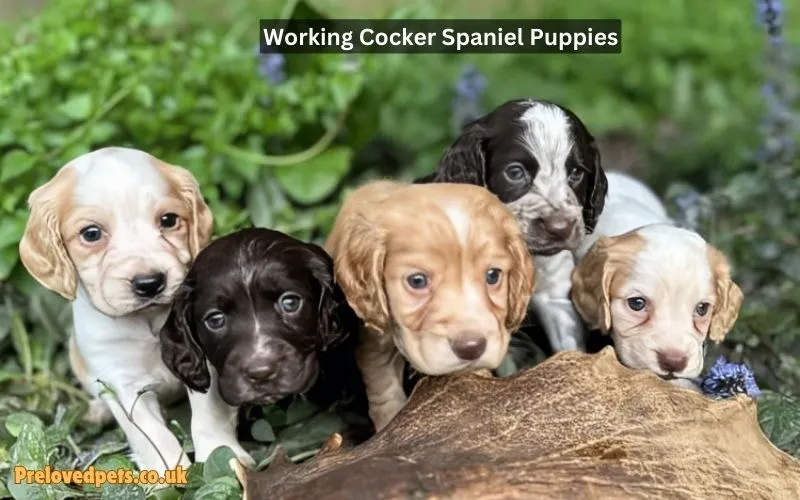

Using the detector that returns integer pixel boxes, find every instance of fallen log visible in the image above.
[242,347,800,500]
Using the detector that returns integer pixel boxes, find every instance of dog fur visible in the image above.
[571,172,743,389]
[19,147,214,473]
[417,99,608,353]
[325,180,536,430]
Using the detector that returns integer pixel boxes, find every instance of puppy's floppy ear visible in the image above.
[706,246,744,342]
[19,167,79,300]
[502,216,536,332]
[302,244,352,351]
[155,160,214,258]
[431,116,490,185]
[571,237,614,333]
[571,233,642,334]
[159,278,211,392]
[582,138,608,233]
[325,215,390,334]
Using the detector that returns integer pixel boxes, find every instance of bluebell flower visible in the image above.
[254,43,286,85]
[701,356,761,398]
[451,64,487,134]
[754,0,797,167]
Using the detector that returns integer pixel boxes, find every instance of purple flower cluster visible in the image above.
[754,0,797,166]
[451,64,487,135]
[701,356,761,399]
[255,43,286,85]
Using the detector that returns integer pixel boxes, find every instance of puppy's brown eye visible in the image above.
[627,297,647,312]
[160,213,180,230]
[486,268,502,285]
[406,273,429,290]
[568,167,585,184]
[695,302,711,317]
[504,163,526,182]
[279,292,302,314]
[80,225,103,244]
[203,311,226,331]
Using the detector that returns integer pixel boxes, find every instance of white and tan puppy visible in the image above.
[19,147,251,473]
[571,172,743,389]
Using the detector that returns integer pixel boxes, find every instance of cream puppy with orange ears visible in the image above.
[19,147,252,474]
[571,172,743,390]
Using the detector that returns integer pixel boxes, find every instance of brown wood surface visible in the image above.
[242,347,800,500]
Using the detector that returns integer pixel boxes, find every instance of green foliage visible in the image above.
[0,0,799,497]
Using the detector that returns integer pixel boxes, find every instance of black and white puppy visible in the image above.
[418,99,608,352]
[160,227,366,465]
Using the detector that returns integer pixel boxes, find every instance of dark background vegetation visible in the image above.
[0,0,798,498]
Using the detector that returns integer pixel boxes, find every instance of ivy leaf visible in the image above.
[251,419,276,443]
[0,149,35,183]
[58,93,93,120]
[202,446,238,482]
[192,476,242,500]
[275,146,352,205]
[758,391,800,457]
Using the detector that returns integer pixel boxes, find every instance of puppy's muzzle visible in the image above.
[536,215,576,242]
[448,334,487,361]
[131,272,167,298]
[656,349,689,374]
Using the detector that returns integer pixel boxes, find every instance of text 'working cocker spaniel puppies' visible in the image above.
[325,180,536,431]
[160,227,363,465]
[419,99,608,353]
[18,147,213,474]
[571,172,743,390]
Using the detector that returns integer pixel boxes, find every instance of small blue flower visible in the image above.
[255,43,286,85]
[451,64,487,134]
[701,356,761,399]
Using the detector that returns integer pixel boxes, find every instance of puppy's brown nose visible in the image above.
[449,336,487,361]
[248,365,276,382]
[131,272,166,298]
[539,216,576,240]
[656,349,689,373]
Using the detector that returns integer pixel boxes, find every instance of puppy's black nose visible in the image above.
[656,349,689,374]
[131,273,166,298]
[248,365,276,382]
[449,336,487,361]
[539,217,576,240]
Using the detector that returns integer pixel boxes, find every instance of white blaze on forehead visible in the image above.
[441,202,472,247]
[440,202,485,311]
[632,225,714,306]
[518,102,574,199]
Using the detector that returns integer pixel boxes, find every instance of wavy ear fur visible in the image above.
[498,208,536,332]
[583,137,608,233]
[19,167,79,300]
[706,246,744,342]
[159,279,210,392]
[154,160,214,258]
[429,116,491,185]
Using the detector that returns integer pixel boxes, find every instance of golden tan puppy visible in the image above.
[325,180,535,430]
[572,172,743,390]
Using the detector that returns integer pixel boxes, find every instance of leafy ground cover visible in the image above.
[0,0,798,498]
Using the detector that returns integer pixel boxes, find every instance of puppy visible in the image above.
[18,147,214,474]
[325,180,536,430]
[418,99,608,353]
[571,172,743,389]
[159,227,364,461]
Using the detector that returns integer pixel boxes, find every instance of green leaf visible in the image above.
[251,419,276,443]
[5,412,43,438]
[134,84,154,108]
[0,149,35,183]
[201,446,238,482]
[100,483,146,500]
[275,146,352,205]
[759,391,800,457]
[59,93,93,120]
[9,309,33,378]
[148,486,183,500]
[193,476,242,500]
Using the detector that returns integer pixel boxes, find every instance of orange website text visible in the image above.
[13,465,188,488]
